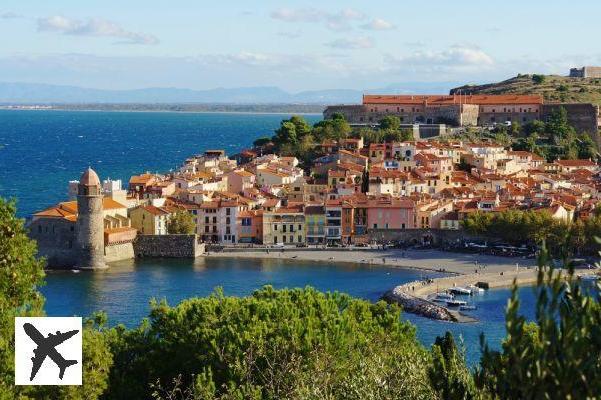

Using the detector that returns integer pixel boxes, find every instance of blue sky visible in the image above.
[1,0,600,92]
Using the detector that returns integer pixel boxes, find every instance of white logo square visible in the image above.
[14,317,82,385]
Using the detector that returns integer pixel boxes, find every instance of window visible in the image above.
[226,217,230,225]
[373,223,378,229]
[226,227,230,234]
[212,226,217,233]
[274,224,278,231]
[205,216,209,223]
[298,224,302,231]
[226,208,231,215]
[283,236,287,243]
[289,224,294,232]
[298,235,302,242]
[283,225,287,233]
[205,226,209,233]
[212,217,217,223]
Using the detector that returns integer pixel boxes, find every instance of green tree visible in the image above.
[532,74,546,84]
[167,211,196,234]
[476,244,601,399]
[273,121,298,147]
[105,286,436,399]
[523,120,546,136]
[429,332,480,400]
[577,133,597,159]
[288,115,312,139]
[545,107,575,143]
[379,115,401,131]
[253,137,272,147]
[0,199,46,396]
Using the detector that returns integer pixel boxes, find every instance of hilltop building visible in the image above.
[324,94,600,138]
[570,66,601,78]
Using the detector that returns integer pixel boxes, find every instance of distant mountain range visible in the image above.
[0,81,460,105]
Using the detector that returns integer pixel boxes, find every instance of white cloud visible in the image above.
[361,18,395,31]
[270,7,365,31]
[387,45,494,69]
[37,16,158,45]
[325,36,375,50]
[1,12,23,19]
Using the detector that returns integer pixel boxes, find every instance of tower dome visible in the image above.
[80,167,101,187]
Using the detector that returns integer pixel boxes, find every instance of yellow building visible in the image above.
[129,205,175,235]
[262,207,305,245]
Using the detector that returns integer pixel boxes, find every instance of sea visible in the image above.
[1,109,536,366]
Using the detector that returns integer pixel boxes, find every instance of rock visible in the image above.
[383,288,457,322]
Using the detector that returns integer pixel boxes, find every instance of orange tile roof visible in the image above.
[363,94,543,105]
[556,159,596,167]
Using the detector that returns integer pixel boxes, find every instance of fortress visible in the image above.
[29,168,137,269]
[324,94,600,141]
[569,66,601,78]
[29,167,204,269]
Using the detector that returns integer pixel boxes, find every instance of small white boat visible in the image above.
[434,292,454,301]
[460,305,477,311]
[446,299,467,307]
[449,287,471,295]
[580,274,599,281]
[466,285,485,294]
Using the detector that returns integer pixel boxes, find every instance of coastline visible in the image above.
[209,248,541,322]
[208,248,536,276]
[0,107,324,116]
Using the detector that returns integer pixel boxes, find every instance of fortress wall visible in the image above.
[133,234,205,258]
[323,105,368,123]
[542,103,600,145]
[104,242,135,263]
[28,219,78,268]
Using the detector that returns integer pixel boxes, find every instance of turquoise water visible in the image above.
[40,257,535,365]
[0,110,320,217]
[2,110,533,365]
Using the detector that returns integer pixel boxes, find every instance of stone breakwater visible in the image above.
[383,288,458,322]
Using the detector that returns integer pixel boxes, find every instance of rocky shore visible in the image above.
[383,288,459,321]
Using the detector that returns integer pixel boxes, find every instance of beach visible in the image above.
[209,248,540,299]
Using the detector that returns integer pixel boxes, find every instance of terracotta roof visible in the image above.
[80,167,101,186]
[363,94,543,105]
[556,159,596,167]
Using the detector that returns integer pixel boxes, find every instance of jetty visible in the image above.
[384,268,542,322]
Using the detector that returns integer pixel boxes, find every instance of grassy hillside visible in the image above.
[451,74,601,105]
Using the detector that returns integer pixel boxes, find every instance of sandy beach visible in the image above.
[209,248,536,275]
[209,248,541,300]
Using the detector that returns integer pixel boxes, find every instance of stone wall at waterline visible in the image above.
[133,234,205,258]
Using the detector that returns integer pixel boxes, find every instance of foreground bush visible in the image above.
[105,286,435,399]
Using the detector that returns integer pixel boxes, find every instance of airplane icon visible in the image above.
[23,322,79,381]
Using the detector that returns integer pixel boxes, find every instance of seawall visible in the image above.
[133,234,205,258]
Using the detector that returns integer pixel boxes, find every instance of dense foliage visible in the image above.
[513,107,597,161]
[256,114,415,169]
[167,210,196,235]
[477,245,601,399]
[463,209,601,256]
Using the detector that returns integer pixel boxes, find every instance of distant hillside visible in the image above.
[451,74,601,105]
[0,81,460,105]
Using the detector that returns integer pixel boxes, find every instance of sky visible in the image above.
[1,0,601,92]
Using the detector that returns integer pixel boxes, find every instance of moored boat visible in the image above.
[449,287,471,295]
[446,299,467,307]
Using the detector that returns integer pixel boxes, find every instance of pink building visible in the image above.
[226,169,256,194]
[414,152,453,174]
[366,196,415,230]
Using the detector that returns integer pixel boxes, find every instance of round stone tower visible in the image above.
[75,167,106,269]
